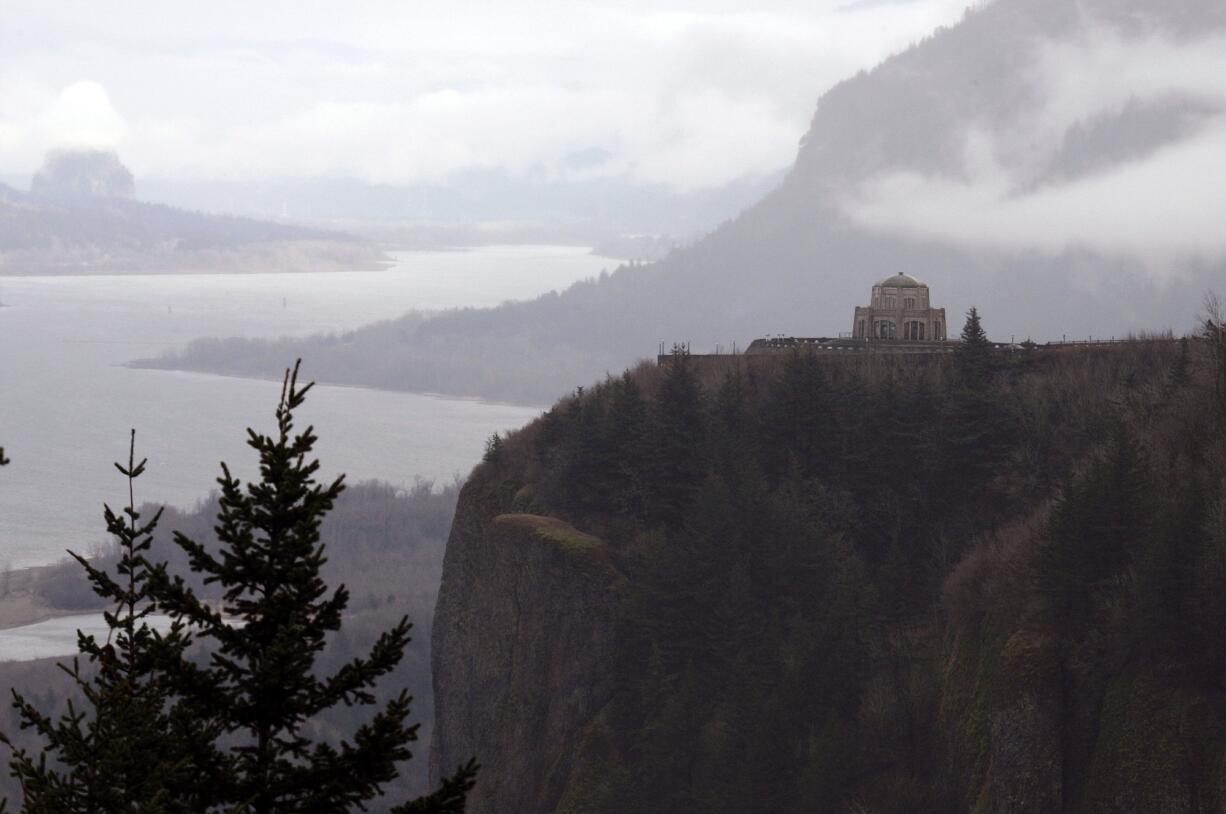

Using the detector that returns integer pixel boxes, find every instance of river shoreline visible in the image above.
[0,562,104,632]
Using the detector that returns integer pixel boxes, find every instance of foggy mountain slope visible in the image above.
[150,0,1226,402]
[0,153,384,275]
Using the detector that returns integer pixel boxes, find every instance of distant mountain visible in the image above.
[31,150,135,201]
[0,151,384,275]
[149,0,1226,401]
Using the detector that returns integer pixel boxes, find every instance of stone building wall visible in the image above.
[852,273,946,341]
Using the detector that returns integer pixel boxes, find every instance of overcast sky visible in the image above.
[0,0,977,192]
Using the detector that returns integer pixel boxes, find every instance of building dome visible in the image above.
[876,273,924,288]
[854,274,946,341]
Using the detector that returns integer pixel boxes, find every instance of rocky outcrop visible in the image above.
[31,150,135,201]
[429,478,624,814]
[982,630,1064,814]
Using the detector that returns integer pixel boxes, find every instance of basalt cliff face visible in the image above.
[430,342,1226,813]
[430,480,624,813]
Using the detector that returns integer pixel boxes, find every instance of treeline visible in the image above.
[480,313,1226,811]
[133,286,619,406]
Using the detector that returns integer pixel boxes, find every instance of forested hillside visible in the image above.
[431,322,1226,812]
[148,0,1226,404]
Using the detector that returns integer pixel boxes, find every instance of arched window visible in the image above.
[919,323,926,340]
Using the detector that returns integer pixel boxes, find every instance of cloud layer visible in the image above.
[0,0,976,191]
[842,29,1226,266]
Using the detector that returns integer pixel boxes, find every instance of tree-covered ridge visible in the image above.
[470,326,1226,812]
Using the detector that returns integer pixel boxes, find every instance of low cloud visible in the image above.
[0,80,128,162]
[841,29,1226,267]
[0,0,976,192]
[845,118,1226,263]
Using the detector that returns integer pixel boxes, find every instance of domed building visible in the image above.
[852,273,946,341]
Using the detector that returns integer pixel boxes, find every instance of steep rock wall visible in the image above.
[429,475,624,814]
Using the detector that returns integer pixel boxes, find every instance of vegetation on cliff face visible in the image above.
[436,317,1226,812]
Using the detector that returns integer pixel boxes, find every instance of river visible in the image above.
[0,244,615,572]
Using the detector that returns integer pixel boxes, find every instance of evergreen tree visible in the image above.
[760,352,833,482]
[481,432,503,464]
[146,362,476,813]
[940,309,1016,512]
[1204,300,1226,416]
[938,385,1015,510]
[1167,336,1191,394]
[560,383,621,514]
[1036,425,1151,637]
[646,359,707,525]
[708,370,759,486]
[1131,471,1205,665]
[954,307,992,388]
[2,431,205,813]
[607,372,651,519]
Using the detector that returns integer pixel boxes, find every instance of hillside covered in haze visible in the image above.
[147,0,1226,404]
[0,151,384,275]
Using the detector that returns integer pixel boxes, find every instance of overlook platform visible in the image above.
[657,336,1177,369]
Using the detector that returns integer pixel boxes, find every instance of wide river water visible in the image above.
[0,613,175,662]
[0,245,616,574]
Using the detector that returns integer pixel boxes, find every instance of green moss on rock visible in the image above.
[494,513,605,554]
[512,483,538,512]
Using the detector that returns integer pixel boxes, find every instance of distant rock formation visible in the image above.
[31,150,136,202]
[1,150,386,275]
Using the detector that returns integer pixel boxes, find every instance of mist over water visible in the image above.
[0,245,613,569]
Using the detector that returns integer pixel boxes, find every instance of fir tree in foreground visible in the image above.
[1,431,204,813]
[146,361,476,813]
[2,363,475,812]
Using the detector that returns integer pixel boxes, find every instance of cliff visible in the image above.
[430,480,624,813]
[430,337,1226,812]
